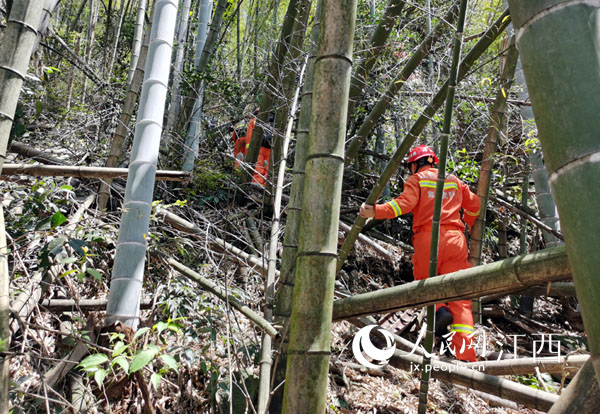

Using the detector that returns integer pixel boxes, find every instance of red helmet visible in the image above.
[407,145,439,164]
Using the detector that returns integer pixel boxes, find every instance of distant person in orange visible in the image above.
[232,109,257,169]
[252,114,274,187]
[360,145,481,362]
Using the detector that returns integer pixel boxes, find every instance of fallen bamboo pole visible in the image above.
[39,298,153,312]
[333,245,570,321]
[167,258,278,338]
[548,359,600,413]
[464,355,588,376]
[389,352,558,412]
[481,282,576,303]
[0,163,191,181]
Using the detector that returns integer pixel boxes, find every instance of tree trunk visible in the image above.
[105,0,178,329]
[282,1,356,412]
[0,1,43,175]
[337,9,511,272]
[333,245,570,321]
[507,0,600,388]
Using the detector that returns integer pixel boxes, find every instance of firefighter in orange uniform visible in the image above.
[232,115,257,169]
[252,114,274,187]
[360,145,481,362]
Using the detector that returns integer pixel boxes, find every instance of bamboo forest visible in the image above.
[2,0,600,413]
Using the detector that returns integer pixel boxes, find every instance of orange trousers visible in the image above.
[252,147,270,186]
[412,227,477,361]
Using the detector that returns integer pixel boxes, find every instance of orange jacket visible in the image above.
[232,118,256,159]
[374,166,480,232]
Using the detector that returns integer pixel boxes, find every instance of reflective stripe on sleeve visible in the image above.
[386,200,402,217]
[419,180,458,190]
[419,180,436,188]
[450,324,474,334]
[465,209,480,217]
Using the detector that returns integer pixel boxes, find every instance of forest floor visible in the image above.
[4,150,587,413]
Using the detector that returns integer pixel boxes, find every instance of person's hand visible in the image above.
[359,203,375,218]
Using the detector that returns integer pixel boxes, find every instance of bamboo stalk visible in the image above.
[8,141,64,165]
[39,298,153,312]
[1,164,190,181]
[548,359,600,413]
[333,245,570,321]
[418,2,468,411]
[390,352,558,411]
[167,258,278,338]
[464,355,587,376]
[256,57,307,414]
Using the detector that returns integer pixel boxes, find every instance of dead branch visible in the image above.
[1,163,190,181]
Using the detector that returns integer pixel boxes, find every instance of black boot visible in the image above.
[435,307,453,337]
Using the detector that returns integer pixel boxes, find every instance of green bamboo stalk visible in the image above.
[282,1,356,411]
[270,3,323,409]
[419,3,468,412]
[0,4,43,408]
[256,57,307,414]
[0,1,43,175]
[336,8,511,273]
[548,359,600,414]
[504,2,600,387]
[0,206,10,414]
[332,245,570,321]
[275,0,323,327]
[105,0,178,329]
[518,169,534,316]
[345,1,461,162]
